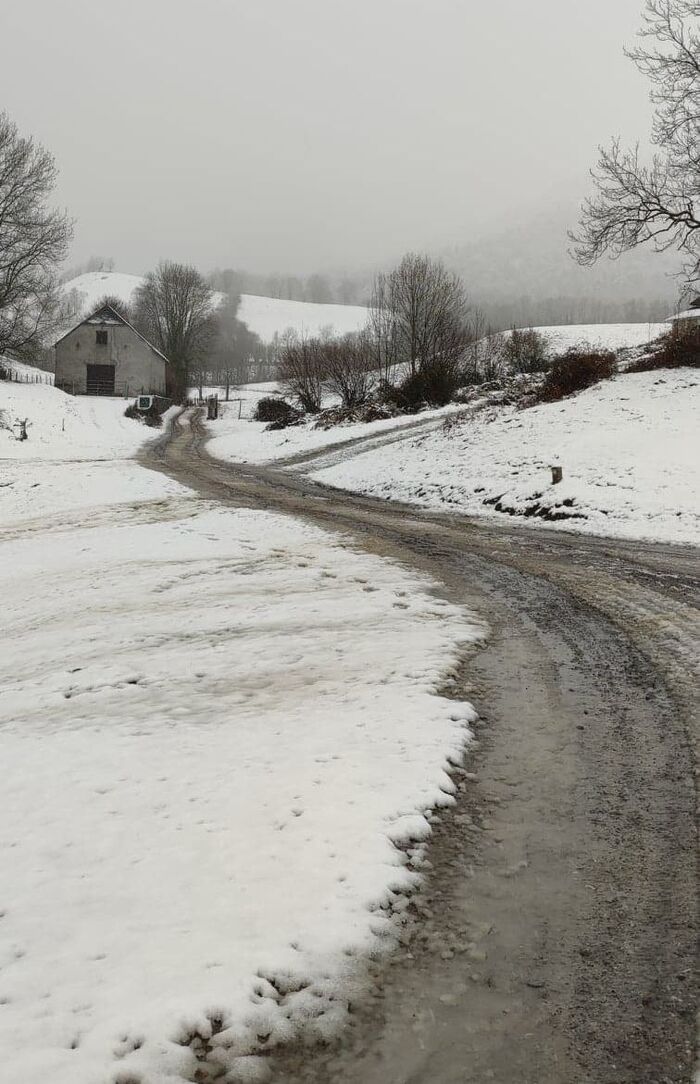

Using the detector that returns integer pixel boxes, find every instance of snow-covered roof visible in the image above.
[666,308,700,322]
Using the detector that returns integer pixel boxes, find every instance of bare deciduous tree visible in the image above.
[461,310,507,382]
[133,261,215,400]
[571,0,700,282]
[94,293,132,322]
[368,271,401,384]
[278,333,326,413]
[0,111,72,359]
[369,254,471,382]
[323,331,375,409]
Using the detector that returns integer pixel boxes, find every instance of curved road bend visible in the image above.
[143,410,699,1084]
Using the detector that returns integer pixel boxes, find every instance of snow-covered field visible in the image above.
[1,381,155,462]
[312,369,700,545]
[205,396,462,465]
[517,321,666,355]
[63,272,369,343]
[62,271,146,313]
[0,385,481,1082]
[0,381,180,523]
[237,293,368,341]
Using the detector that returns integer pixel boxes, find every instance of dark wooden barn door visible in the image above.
[86,364,115,396]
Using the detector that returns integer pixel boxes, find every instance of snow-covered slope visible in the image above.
[62,271,145,311]
[62,273,665,352]
[311,369,700,545]
[62,272,369,343]
[0,356,54,383]
[0,381,153,462]
[0,381,180,524]
[206,397,460,465]
[519,322,665,354]
[237,293,368,341]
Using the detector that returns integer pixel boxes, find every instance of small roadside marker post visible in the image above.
[551,465,563,485]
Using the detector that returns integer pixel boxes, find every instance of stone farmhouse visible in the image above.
[55,304,170,396]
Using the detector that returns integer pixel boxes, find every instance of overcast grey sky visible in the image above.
[2,0,653,274]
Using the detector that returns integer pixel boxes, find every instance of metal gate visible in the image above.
[86,364,115,396]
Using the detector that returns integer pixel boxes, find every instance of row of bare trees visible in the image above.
[277,254,529,413]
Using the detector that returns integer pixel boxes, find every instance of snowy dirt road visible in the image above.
[146,410,699,1084]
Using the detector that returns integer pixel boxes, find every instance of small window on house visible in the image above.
[96,329,108,345]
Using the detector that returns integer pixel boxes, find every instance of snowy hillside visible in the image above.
[0,381,154,462]
[0,381,180,524]
[237,293,369,341]
[62,273,665,353]
[515,321,666,355]
[311,369,700,545]
[0,356,54,383]
[62,271,145,311]
[62,271,369,342]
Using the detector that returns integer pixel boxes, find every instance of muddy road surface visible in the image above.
[144,411,699,1084]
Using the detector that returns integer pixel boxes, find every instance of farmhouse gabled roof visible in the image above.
[54,304,170,364]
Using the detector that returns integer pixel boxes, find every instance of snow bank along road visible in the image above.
[2,430,487,1078]
[146,410,699,1084]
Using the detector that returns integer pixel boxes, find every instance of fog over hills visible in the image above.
[440,206,682,328]
[209,207,682,329]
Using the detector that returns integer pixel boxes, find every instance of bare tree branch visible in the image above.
[571,0,700,283]
[0,111,72,358]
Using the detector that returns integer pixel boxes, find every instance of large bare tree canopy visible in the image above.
[572,0,700,283]
[0,112,72,358]
[132,261,215,399]
[369,254,470,380]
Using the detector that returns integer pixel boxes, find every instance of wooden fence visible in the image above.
[0,366,54,386]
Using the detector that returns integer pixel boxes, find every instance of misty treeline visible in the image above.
[206,265,672,330]
[273,253,552,417]
[474,293,670,330]
[207,267,365,307]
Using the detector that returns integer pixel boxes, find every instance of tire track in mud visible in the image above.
[144,410,699,1084]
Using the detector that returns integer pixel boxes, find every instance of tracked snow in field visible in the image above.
[1,381,481,1083]
[312,370,700,545]
[0,381,162,462]
[0,501,480,1083]
[0,381,183,524]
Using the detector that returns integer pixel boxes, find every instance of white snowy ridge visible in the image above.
[62,271,369,343]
